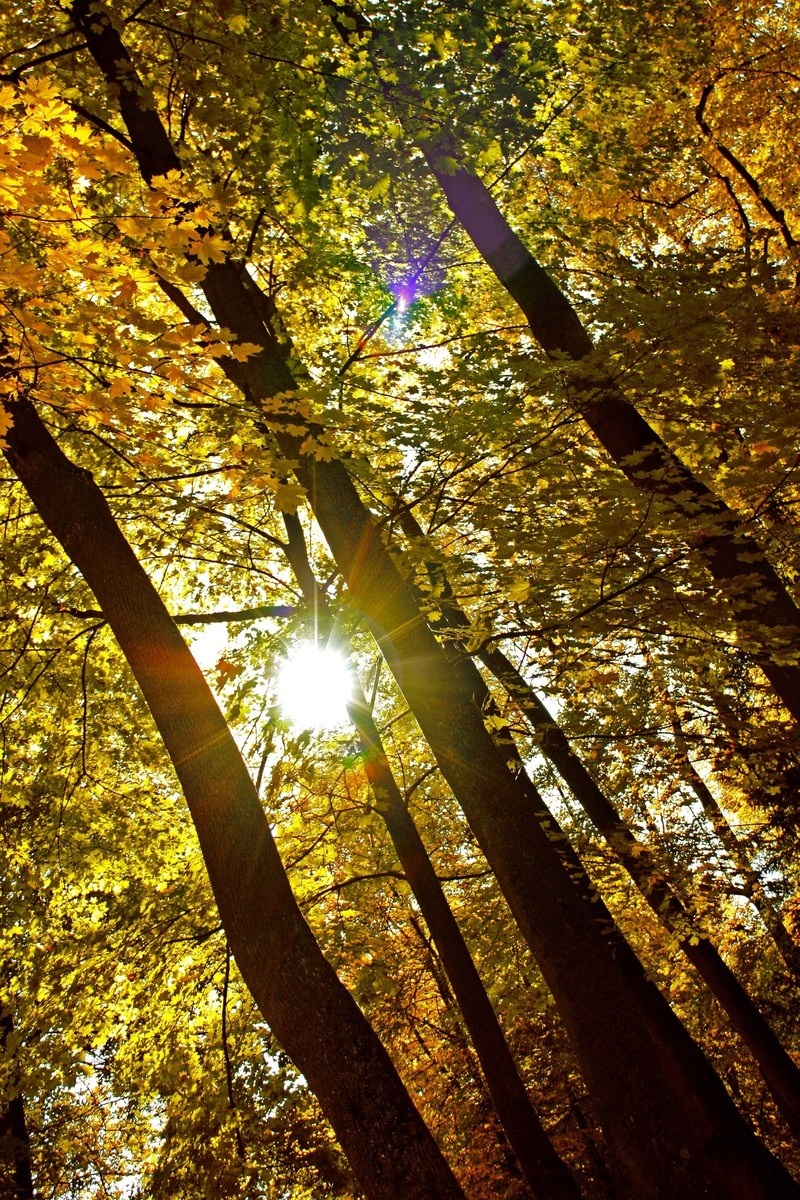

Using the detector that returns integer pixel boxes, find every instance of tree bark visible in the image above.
[281,513,582,1200]
[3,393,465,1200]
[0,1012,34,1200]
[421,144,800,722]
[395,501,800,1137]
[66,8,800,1195]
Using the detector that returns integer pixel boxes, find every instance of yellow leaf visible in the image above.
[192,233,228,264]
[175,262,208,283]
[229,341,262,362]
[369,174,391,200]
[109,377,133,400]
[0,404,13,447]
[477,141,503,169]
[508,578,532,602]
[273,481,307,513]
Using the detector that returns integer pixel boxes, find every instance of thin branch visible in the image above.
[338,218,458,378]
[244,208,267,261]
[53,603,297,624]
[696,80,796,252]
[352,323,529,364]
[152,273,211,328]
[221,941,247,1161]
[79,625,102,776]
[484,552,686,648]
[176,605,297,624]
[67,101,135,151]
[303,864,493,907]
[0,40,84,82]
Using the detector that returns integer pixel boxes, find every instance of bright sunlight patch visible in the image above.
[276,644,353,730]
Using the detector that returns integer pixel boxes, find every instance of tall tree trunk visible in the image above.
[421,142,800,722]
[395,501,800,1136]
[281,513,583,1200]
[66,8,800,1195]
[0,1012,34,1200]
[326,1,800,723]
[2,393,465,1200]
[485,648,800,1136]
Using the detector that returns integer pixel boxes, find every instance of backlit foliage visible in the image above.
[2,0,799,1195]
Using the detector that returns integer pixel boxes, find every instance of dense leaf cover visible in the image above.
[1,0,800,1196]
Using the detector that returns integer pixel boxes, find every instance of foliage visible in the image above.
[1,0,800,1195]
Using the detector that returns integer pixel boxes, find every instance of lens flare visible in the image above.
[276,645,353,729]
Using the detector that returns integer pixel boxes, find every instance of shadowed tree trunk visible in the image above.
[63,7,800,1194]
[0,1011,34,1200]
[281,512,583,1200]
[2,392,466,1200]
[326,1,800,724]
[395,501,800,1138]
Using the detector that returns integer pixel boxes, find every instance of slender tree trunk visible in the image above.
[420,142,800,721]
[669,708,800,981]
[2,393,465,1200]
[326,0,800,722]
[66,8,800,1194]
[395,501,800,1137]
[281,513,583,1200]
[488,648,800,1137]
[0,1013,34,1200]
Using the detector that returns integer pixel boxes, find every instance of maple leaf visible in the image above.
[0,404,13,448]
[191,233,229,265]
[229,342,262,362]
[507,578,532,602]
[214,658,243,688]
[273,481,307,512]
[109,377,133,400]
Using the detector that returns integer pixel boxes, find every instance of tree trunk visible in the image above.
[486,646,800,1137]
[0,1012,34,1200]
[395,501,800,1137]
[324,0,800,722]
[3,393,465,1200]
[67,8,800,1194]
[421,144,800,722]
[281,513,582,1200]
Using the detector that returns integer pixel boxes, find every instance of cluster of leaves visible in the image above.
[2,0,800,1195]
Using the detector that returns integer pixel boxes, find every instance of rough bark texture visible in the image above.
[424,153,800,722]
[281,514,582,1200]
[3,394,465,1200]
[396,502,800,1138]
[67,7,800,1194]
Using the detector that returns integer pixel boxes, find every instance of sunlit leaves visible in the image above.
[2,0,800,1193]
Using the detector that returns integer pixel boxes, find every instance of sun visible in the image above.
[276,644,354,730]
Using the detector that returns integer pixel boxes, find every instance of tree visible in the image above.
[326,0,800,722]
[3,392,465,1200]
[2,0,800,1196]
[279,510,581,1199]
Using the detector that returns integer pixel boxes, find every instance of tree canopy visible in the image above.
[2,0,800,1197]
